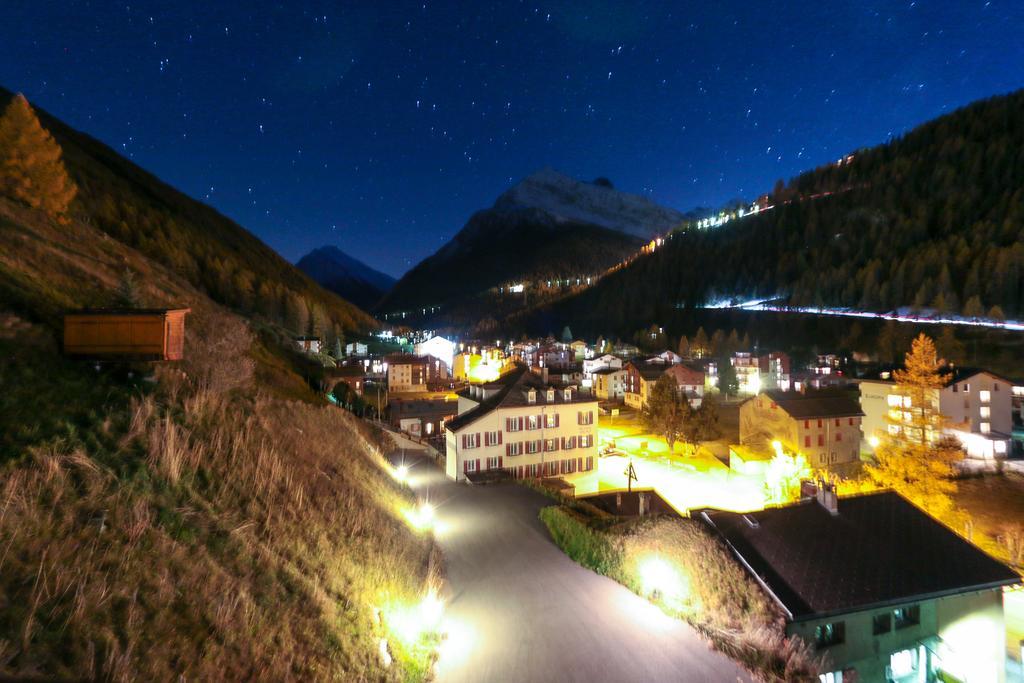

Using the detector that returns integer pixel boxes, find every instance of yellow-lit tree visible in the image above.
[0,94,77,221]
[866,333,962,519]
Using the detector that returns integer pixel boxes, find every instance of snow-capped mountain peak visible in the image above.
[493,168,684,239]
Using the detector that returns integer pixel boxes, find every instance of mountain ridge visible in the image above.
[297,245,396,310]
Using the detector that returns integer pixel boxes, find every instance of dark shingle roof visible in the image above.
[445,365,596,433]
[592,366,626,376]
[764,388,863,419]
[701,491,1019,621]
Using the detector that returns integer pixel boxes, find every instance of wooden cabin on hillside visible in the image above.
[63,308,191,361]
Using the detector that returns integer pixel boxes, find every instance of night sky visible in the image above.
[3,2,1023,277]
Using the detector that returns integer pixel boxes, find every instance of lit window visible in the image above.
[889,648,918,678]
[887,394,902,407]
[980,406,991,419]
[980,390,991,403]
[893,605,919,629]
[981,422,991,434]
[814,621,844,648]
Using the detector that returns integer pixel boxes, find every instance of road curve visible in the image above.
[390,439,751,683]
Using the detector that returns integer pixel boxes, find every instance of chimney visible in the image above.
[816,478,839,515]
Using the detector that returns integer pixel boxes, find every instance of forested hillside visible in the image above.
[0,87,376,339]
[540,89,1024,331]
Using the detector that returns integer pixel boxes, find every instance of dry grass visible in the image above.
[539,508,828,682]
[0,309,440,681]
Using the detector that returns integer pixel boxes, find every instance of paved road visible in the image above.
[388,438,751,683]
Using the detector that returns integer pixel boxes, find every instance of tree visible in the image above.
[112,268,142,307]
[692,327,709,358]
[934,327,966,366]
[561,325,573,343]
[286,293,309,336]
[0,93,77,221]
[717,356,739,396]
[866,334,962,520]
[677,335,690,358]
[680,395,721,455]
[331,337,345,360]
[642,374,688,454]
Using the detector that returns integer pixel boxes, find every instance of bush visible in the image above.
[538,506,621,576]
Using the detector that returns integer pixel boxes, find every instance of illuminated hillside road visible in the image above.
[388,437,750,683]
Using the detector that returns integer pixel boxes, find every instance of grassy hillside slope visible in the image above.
[537,90,1024,332]
[0,191,438,677]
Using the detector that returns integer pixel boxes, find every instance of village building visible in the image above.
[858,369,1013,460]
[293,335,322,354]
[389,393,459,439]
[385,353,449,393]
[413,334,455,370]
[739,389,863,469]
[593,366,629,400]
[700,488,1019,682]
[623,361,704,410]
[444,366,599,482]
[63,308,191,361]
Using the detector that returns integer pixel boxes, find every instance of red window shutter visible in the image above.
[578,457,583,470]
[498,431,502,444]
[506,443,511,457]
[804,436,810,448]
[835,419,840,427]
[560,437,566,450]
[818,435,824,446]
[837,433,842,442]
[462,434,467,448]
[804,419,809,429]
[498,456,503,468]
[506,418,511,431]
[554,414,560,427]
[518,417,524,430]
[476,459,480,472]
[463,460,468,473]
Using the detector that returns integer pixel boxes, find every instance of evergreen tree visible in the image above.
[866,334,962,519]
[0,93,77,221]
[332,337,345,360]
[642,374,687,454]
[680,395,720,455]
[287,293,310,336]
[561,325,573,343]
[692,327,709,358]
[112,269,142,307]
[677,335,690,358]
[717,356,739,396]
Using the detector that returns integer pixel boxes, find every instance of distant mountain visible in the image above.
[531,90,1024,335]
[379,169,682,322]
[296,246,396,310]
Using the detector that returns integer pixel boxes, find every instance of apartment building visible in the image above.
[623,361,704,410]
[593,366,628,400]
[386,353,448,393]
[739,389,863,468]
[444,366,599,481]
[859,369,1013,460]
[701,489,1019,682]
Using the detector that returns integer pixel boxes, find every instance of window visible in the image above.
[464,459,478,473]
[545,413,559,428]
[818,434,824,447]
[981,422,991,434]
[507,417,522,432]
[814,621,844,648]
[872,613,891,635]
[507,442,522,456]
[544,438,558,452]
[889,649,919,678]
[463,433,480,449]
[980,390,991,403]
[528,415,540,430]
[485,431,502,447]
[579,435,593,448]
[527,390,536,404]
[980,406,991,419]
[578,410,594,425]
[546,389,555,402]
[887,394,902,407]
[836,432,842,442]
[817,419,823,428]
[804,419,810,429]
[486,456,501,470]
[563,389,572,401]
[893,605,919,629]
[834,418,840,427]
[562,436,576,450]
[527,439,541,454]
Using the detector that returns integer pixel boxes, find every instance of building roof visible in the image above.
[592,366,627,376]
[700,491,1019,622]
[68,308,191,316]
[384,353,430,365]
[446,365,597,433]
[763,388,863,419]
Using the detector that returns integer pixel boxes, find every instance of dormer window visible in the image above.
[563,389,572,401]
[546,389,555,402]
[527,389,537,404]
